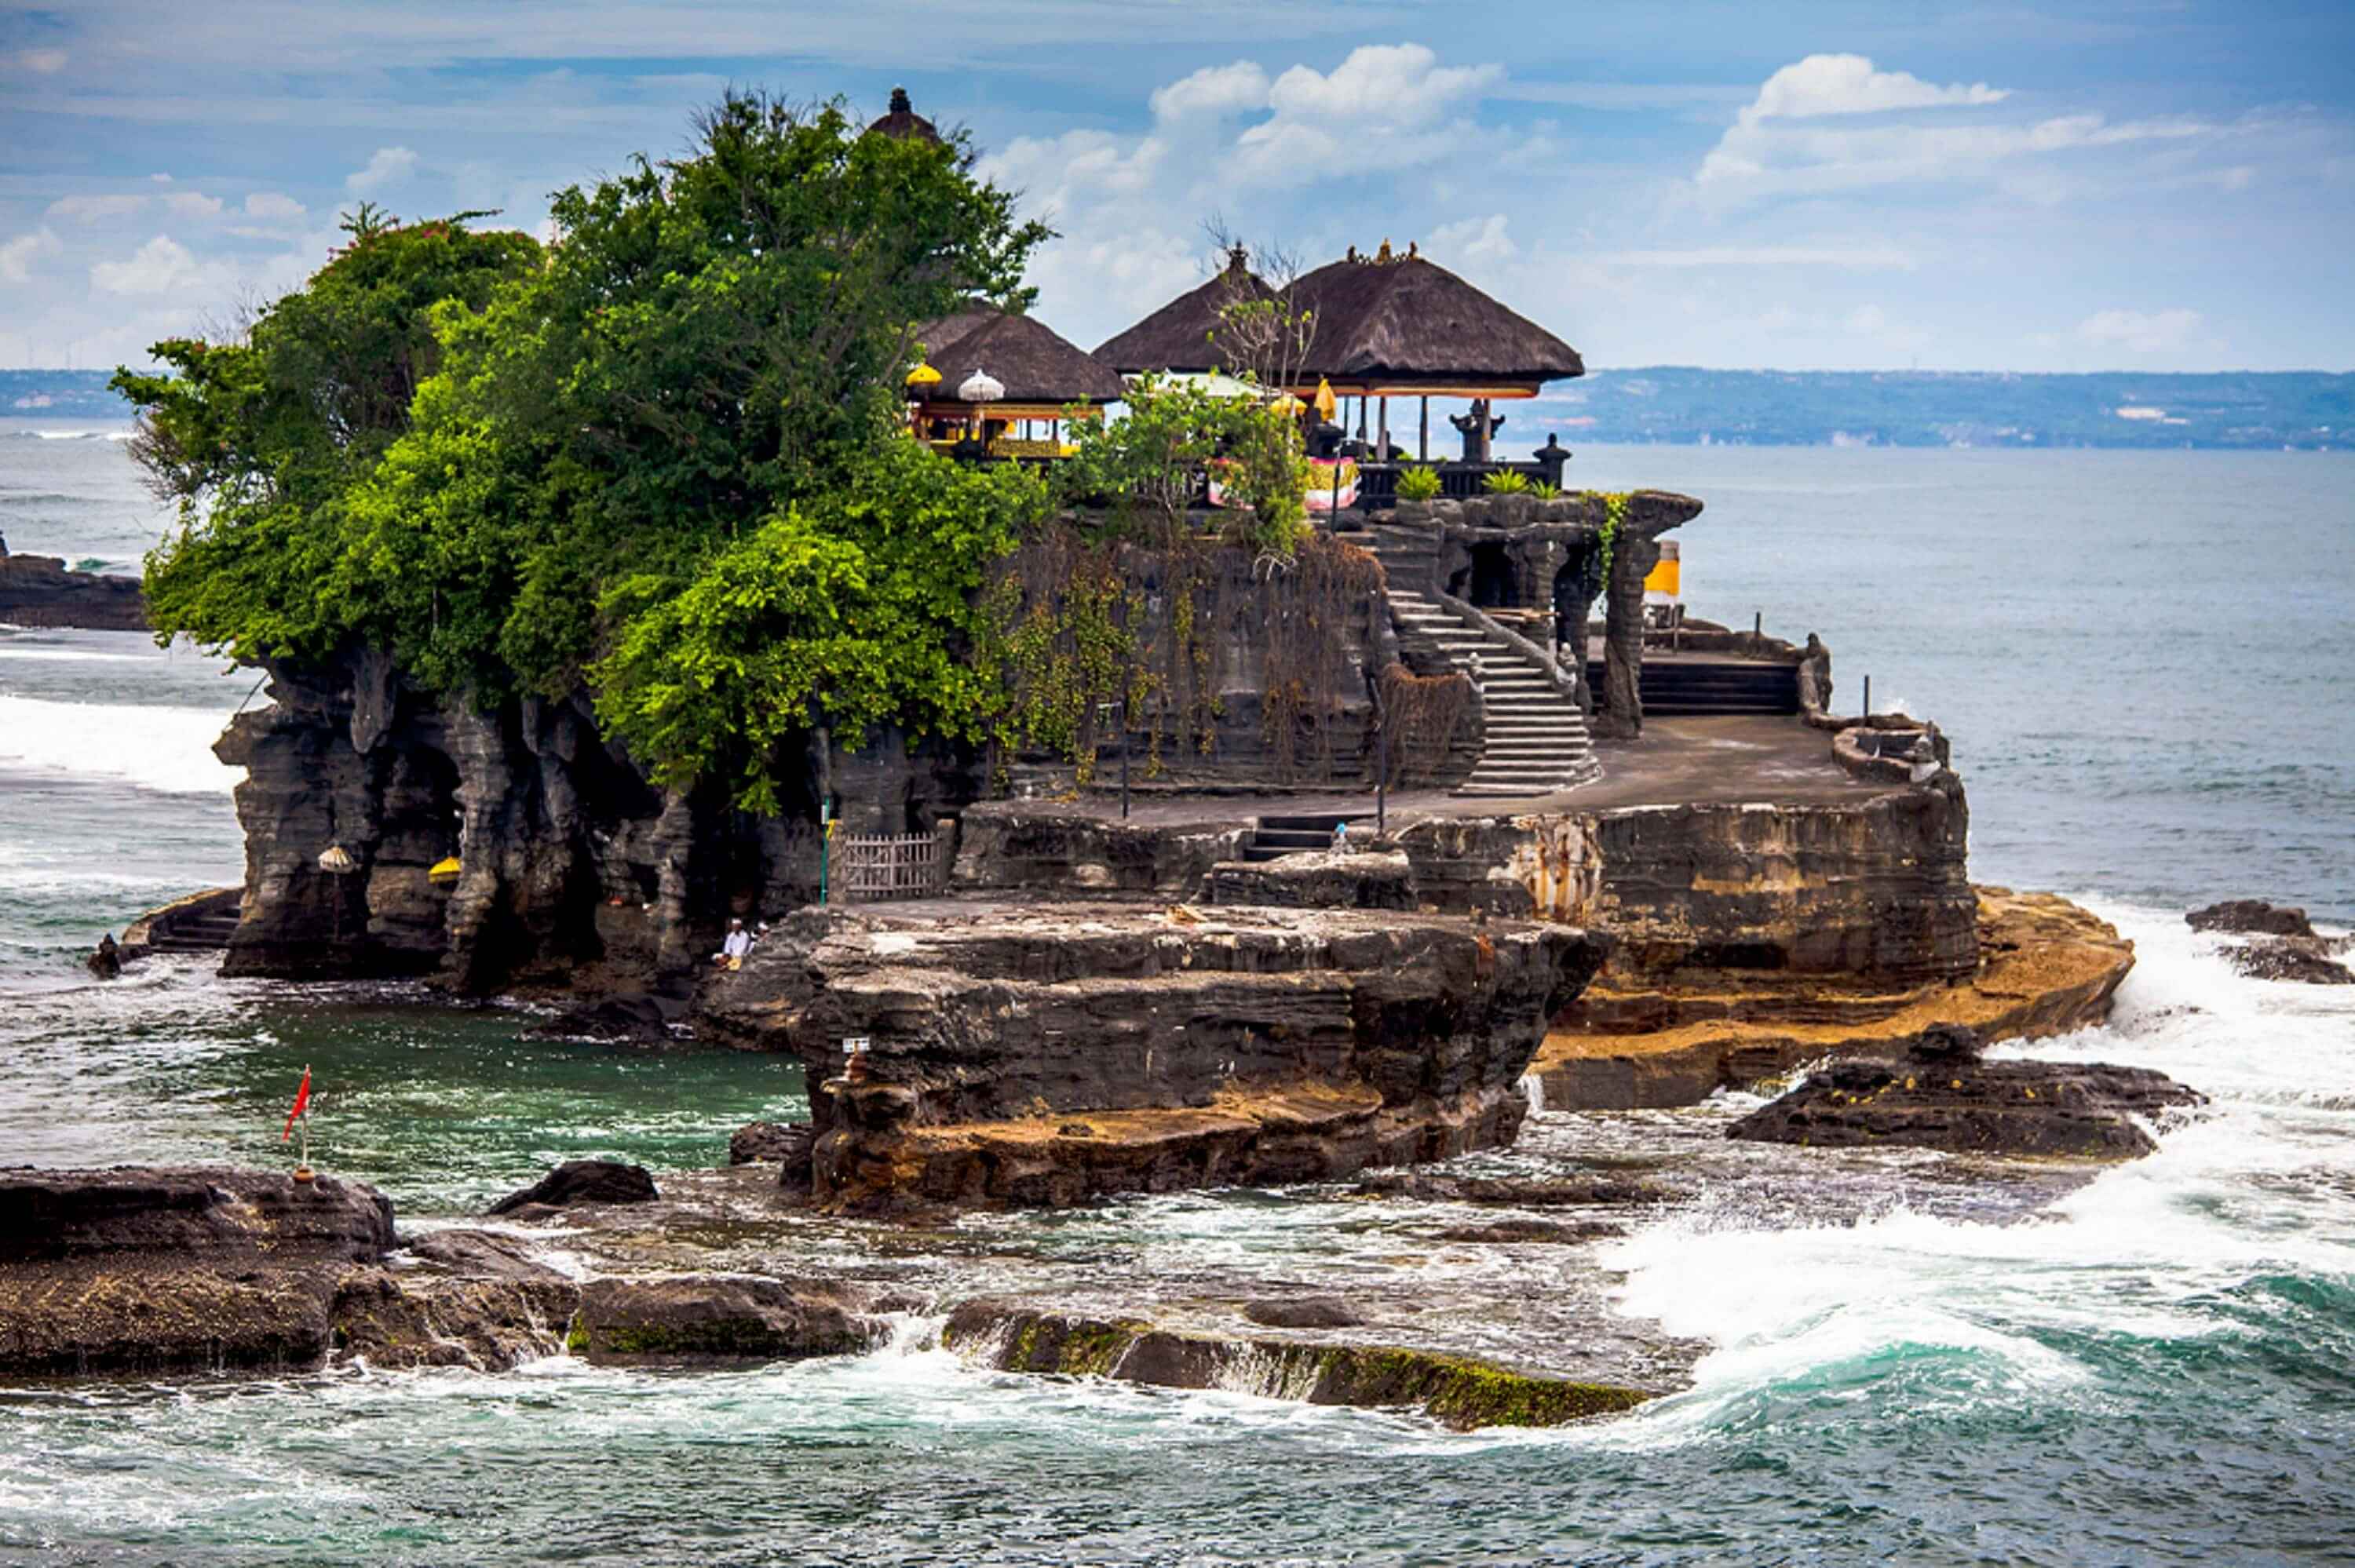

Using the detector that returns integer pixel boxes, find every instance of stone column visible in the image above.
[1596,533,1660,740]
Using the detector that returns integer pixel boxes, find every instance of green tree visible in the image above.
[1058,372,1308,555]
[117,210,542,664]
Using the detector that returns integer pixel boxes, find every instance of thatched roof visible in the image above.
[1292,245,1583,388]
[1092,246,1283,374]
[915,305,1126,405]
[867,87,942,144]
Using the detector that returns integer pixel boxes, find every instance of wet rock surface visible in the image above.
[2186,899,2317,937]
[523,993,675,1043]
[1242,1295,1365,1329]
[1726,1026,2203,1158]
[485,1159,659,1216]
[0,1167,397,1377]
[2223,937,2353,986]
[1350,1171,1664,1208]
[728,1120,814,1167]
[940,1300,1652,1430]
[571,1276,907,1365]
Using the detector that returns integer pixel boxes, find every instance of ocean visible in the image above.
[2,420,2351,1565]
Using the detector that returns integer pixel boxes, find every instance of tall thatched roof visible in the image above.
[915,305,1126,405]
[1092,246,1283,374]
[867,87,942,144]
[1292,245,1583,389]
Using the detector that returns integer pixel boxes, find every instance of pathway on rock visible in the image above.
[1367,522,1599,798]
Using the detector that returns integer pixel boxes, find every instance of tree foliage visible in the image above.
[119,92,1054,811]
[1057,372,1308,556]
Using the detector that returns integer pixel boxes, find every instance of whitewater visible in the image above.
[2,432,2350,1564]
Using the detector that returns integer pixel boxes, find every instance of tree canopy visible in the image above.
[123,93,1055,808]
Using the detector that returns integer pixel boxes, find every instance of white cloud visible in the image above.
[1149,61,1269,124]
[346,146,418,193]
[163,191,225,219]
[1738,54,2006,126]
[243,191,308,220]
[1262,43,1499,126]
[2076,308,2203,354]
[1427,213,1517,264]
[47,194,148,224]
[9,48,68,74]
[90,234,207,295]
[0,228,64,285]
[1595,245,1916,270]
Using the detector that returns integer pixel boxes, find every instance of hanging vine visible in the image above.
[1376,664,1475,788]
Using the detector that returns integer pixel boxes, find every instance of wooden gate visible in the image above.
[829,826,951,903]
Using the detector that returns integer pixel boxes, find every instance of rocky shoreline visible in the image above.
[0,553,146,632]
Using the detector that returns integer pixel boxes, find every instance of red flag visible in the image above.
[281,1067,311,1143]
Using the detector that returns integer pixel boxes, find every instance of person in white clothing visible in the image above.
[715,918,753,967]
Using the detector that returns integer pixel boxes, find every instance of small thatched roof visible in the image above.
[915,305,1126,406]
[1292,243,1583,389]
[1092,246,1283,374]
[867,86,942,144]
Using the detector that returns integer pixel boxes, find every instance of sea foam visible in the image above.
[0,693,242,793]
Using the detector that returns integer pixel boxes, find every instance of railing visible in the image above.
[1352,460,1556,509]
[829,829,951,903]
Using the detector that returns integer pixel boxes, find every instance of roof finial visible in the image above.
[1346,244,1359,263]
[1376,238,1393,263]
[1226,242,1248,273]
[889,86,911,114]
[1407,240,1418,259]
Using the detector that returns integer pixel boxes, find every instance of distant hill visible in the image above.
[8,366,2349,448]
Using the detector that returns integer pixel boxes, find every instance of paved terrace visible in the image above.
[978,711,1889,835]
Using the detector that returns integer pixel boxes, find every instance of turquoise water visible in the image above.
[3,425,2353,1564]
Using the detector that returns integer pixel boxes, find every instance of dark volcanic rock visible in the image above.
[941,1300,1652,1430]
[1726,1030,2202,1158]
[0,1167,397,1377]
[570,1276,897,1364]
[0,555,146,631]
[485,1159,658,1216]
[1242,1295,1364,1329]
[2187,899,2316,938]
[330,1267,579,1372]
[84,934,121,980]
[1430,1218,1625,1245]
[695,903,1608,1213]
[728,1120,813,1167]
[2226,937,2353,986]
[1351,1172,1664,1208]
[524,994,674,1044]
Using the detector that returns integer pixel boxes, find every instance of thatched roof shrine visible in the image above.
[867,87,942,144]
[1292,242,1583,397]
[915,304,1126,413]
[1092,246,1283,374]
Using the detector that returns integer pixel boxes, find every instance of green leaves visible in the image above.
[1057,372,1309,555]
[117,92,1054,814]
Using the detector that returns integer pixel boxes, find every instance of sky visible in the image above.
[2,0,2351,374]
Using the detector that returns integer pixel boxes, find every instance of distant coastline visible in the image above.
[16,366,2347,450]
[9,372,2346,454]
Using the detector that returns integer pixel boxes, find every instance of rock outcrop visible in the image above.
[728,1120,814,1166]
[1726,1025,2202,1158]
[0,1167,396,1377]
[1530,888,2131,1111]
[568,1275,907,1365]
[2187,899,2317,937]
[696,902,1607,1212]
[485,1159,659,1216]
[0,555,145,631]
[2188,901,2351,984]
[941,1300,1652,1430]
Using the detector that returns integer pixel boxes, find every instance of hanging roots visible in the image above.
[1377,664,1474,788]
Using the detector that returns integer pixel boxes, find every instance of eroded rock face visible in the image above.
[728,1120,813,1166]
[951,806,1252,898]
[2227,939,2353,986]
[696,903,1607,1212]
[1202,848,1417,910]
[1725,1026,2202,1159]
[485,1159,658,1216]
[0,1167,397,1377]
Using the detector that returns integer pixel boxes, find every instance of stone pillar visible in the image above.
[1596,533,1660,740]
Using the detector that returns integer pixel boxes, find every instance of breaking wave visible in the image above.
[0,693,241,793]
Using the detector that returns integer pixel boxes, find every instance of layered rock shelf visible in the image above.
[695,902,1607,1212]
[1529,888,2134,1110]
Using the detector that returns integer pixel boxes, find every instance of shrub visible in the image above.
[1481,469,1530,495]
[1395,464,1442,501]
[1530,480,1562,501]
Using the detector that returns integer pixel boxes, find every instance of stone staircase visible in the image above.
[1368,524,1600,799]
[146,906,242,953]
[1241,814,1364,862]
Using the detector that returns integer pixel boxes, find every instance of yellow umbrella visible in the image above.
[1312,378,1337,421]
[905,363,942,386]
[1272,393,1306,415]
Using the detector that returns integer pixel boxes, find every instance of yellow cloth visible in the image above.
[1312,378,1338,421]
